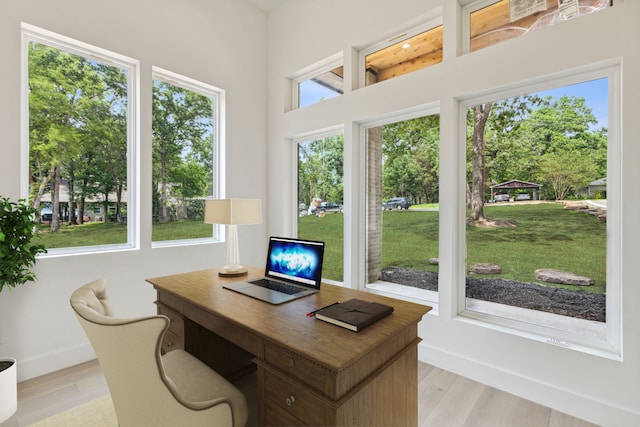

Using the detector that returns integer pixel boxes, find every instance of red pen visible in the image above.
[307,301,340,317]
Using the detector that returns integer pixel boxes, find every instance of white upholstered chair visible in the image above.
[70,279,248,427]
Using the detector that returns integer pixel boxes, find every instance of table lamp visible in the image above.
[204,198,262,276]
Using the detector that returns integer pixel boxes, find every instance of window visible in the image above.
[461,65,620,357]
[151,68,222,244]
[24,24,138,252]
[292,54,343,109]
[359,19,443,87]
[363,111,441,303]
[297,132,344,282]
[297,67,343,109]
[465,0,610,53]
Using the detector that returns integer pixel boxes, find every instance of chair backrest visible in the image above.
[70,279,235,426]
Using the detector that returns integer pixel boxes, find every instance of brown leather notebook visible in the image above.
[314,298,394,332]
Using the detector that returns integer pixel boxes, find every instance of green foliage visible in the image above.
[537,150,598,200]
[382,115,440,203]
[152,80,214,224]
[0,197,47,292]
[298,135,344,205]
[469,88,607,201]
[28,42,129,230]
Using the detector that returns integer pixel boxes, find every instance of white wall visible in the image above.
[0,0,268,381]
[266,1,640,426]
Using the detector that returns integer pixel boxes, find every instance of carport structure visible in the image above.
[490,179,542,200]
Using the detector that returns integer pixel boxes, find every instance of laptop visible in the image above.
[223,236,325,304]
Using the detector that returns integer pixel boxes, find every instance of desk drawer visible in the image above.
[263,370,332,426]
[158,303,184,336]
[157,303,184,353]
[161,329,183,353]
[264,343,334,396]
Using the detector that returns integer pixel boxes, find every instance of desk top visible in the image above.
[147,267,431,373]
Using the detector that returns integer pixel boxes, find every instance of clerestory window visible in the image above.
[464,0,611,53]
[359,18,443,87]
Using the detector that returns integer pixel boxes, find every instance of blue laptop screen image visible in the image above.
[266,237,324,287]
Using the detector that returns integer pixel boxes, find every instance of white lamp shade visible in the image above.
[204,199,262,225]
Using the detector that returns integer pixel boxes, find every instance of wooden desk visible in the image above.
[147,267,431,426]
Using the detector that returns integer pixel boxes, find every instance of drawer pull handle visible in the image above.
[285,395,296,406]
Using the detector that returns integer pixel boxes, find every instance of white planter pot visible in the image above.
[0,357,17,423]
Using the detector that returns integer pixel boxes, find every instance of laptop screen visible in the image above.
[265,236,325,288]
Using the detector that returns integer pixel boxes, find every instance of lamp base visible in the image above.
[218,267,248,277]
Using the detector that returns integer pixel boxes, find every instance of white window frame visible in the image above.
[461,0,500,55]
[456,60,622,359]
[357,14,443,89]
[21,23,140,256]
[290,53,343,110]
[151,67,226,248]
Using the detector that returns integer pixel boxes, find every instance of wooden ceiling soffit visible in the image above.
[365,25,443,84]
[310,66,344,94]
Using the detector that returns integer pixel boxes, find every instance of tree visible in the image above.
[28,42,129,230]
[152,81,213,223]
[538,151,597,200]
[467,102,493,223]
[297,135,344,205]
[381,115,440,203]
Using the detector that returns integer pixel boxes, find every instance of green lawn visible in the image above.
[37,204,606,294]
[298,213,344,281]
[37,220,212,248]
[299,203,606,293]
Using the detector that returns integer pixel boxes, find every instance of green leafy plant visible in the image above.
[0,197,47,292]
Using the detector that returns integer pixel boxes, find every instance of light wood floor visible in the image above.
[1,359,599,427]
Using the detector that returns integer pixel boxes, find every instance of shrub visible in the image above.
[0,197,47,292]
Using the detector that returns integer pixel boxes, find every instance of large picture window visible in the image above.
[364,112,440,303]
[151,68,222,244]
[24,24,138,252]
[297,132,344,282]
[461,66,620,356]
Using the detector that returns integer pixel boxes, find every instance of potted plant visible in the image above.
[0,357,17,423]
[0,196,47,422]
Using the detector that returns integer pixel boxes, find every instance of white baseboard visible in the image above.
[16,344,96,383]
[418,342,640,427]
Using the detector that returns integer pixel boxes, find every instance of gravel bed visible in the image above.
[380,267,605,322]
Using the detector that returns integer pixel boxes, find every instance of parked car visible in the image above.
[516,193,531,201]
[315,201,343,214]
[382,197,411,210]
[493,194,510,202]
[40,207,52,222]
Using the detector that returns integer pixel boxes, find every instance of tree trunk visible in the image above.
[469,103,493,222]
[51,165,61,232]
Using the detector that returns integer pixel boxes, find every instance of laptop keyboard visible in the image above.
[251,279,303,295]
